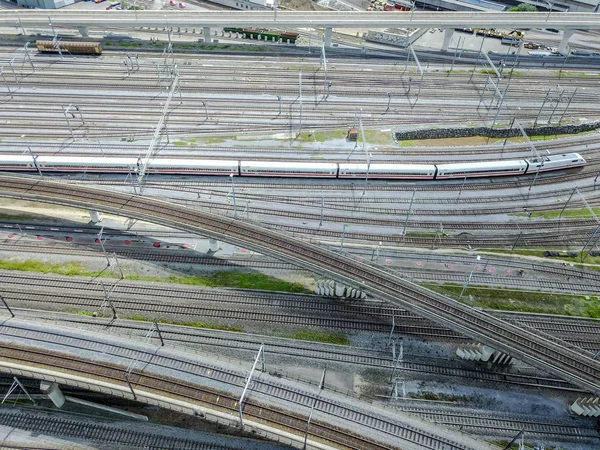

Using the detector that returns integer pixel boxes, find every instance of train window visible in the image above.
[572,160,579,163]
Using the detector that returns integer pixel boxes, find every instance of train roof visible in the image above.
[339,163,435,172]
[37,156,138,165]
[436,160,526,171]
[526,153,584,163]
[148,159,238,168]
[0,155,34,163]
[241,161,338,170]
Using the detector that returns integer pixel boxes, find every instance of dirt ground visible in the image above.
[280,0,328,11]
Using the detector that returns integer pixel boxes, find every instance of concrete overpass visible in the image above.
[1,11,598,53]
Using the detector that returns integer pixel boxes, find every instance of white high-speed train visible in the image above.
[0,153,586,180]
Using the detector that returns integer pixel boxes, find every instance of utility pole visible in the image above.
[469,33,487,82]
[298,69,303,136]
[319,196,324,227]
[526,160,545,201]
[27,147,43,177]
[534,88,552,127]
[384,92,392,114]
[456,175,467,202]
[402,189,416,236]
[558,187,578,219]
[230,174,238,219]
[459,266,476,301]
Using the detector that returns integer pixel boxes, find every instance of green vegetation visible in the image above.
[409,391,470,402]
[0,259,310,293]
[396,129,595,147]
[69,310,95,316]
[363,130,395,145]
[117,41,144,47]
[490,442,556,450]
[481,248,600,268]
[0,260,92,276]
[423,282,600,317]
[508,2,537,11]
[0,211,39,220]
[196,136,229,145]
[512,206,600,219]
[294,129,394,145]
[405,231,441,237]
[122,315,244,332]
[295,130,347,142]
[282,330,350,345]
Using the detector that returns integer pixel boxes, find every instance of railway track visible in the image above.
[14,309,586,393]
[1,123,599,159]
[0,409,241,450]
[394,404,600,443]
[0,237,596,294]
[0,320,490,450]
[0,52,597,139]
[2,265,600,350]
[0,176,599,395]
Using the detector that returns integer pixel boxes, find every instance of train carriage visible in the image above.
[240,161,338,177]
[259,31,281,42]
[147,158,239,175]
[435,160,528,179]
[243,28,264,39]
[36,156,137,172]
[338,163,436,179]
[36,40,102,55]
[280,32,299,44]
[0,155,35,171]
[524,153,586,174]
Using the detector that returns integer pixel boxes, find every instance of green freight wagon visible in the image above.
[260,30,281,42]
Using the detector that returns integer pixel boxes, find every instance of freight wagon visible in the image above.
[222,28,299,44]
[36,40,102,55]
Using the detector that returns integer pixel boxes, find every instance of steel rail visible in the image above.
[0,175,599,394]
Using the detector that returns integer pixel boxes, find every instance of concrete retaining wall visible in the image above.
[394,121,600,141]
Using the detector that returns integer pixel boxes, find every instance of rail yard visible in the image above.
[0,8,600,450]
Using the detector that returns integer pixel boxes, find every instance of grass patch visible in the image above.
[172,141,189,146]
[480,248,600,268]
[191,136,231,145]
[283,330,350,345]
[398,136,503,147]
[0,211,39,220]
[363,129,395,145]
[409,391,470,402]
[295,129,394,145]
[396,129,595,147]
[68,310,95,316]
[295,130,347,142]
[122,315,244,332]
[512,207,600,219]
[0,260,93,276]
[405,231,441,237]
[423,282,600,317]
[0,259,310,293]
[490,442,556,450]
[128,272,310,293]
